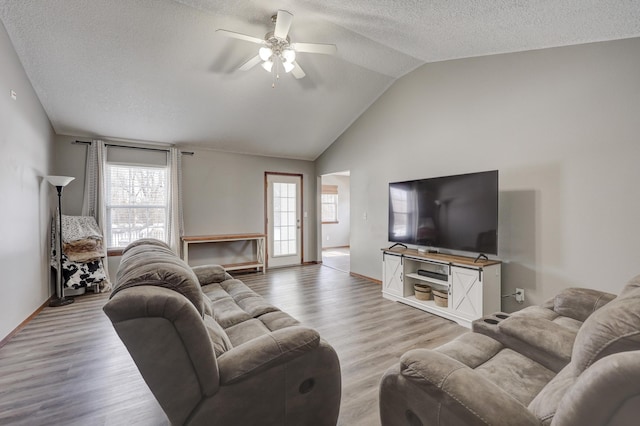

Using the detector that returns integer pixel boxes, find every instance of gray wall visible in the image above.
[52,135,86,215]
[0,21,56,340]
[316,38,640,311]
[52,136,318,274]
[182,148,317,264]
[321,174,350,248]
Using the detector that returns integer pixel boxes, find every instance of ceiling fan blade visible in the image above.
[291,42,337,55]
[274,10,293,39]
[239,55,262,71]
[291,62,306,79]
[216,29,264,45]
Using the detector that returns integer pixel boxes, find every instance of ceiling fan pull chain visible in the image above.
[272,59,281,88]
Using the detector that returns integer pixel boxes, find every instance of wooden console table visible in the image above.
[181,233,266,273]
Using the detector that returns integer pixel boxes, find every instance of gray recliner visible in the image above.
[380,276,640,426]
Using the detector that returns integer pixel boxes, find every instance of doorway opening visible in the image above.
[320,171,350,273]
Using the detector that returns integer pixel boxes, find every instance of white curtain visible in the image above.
[82,139,111,283]
[167,147,184,254]
[82,140,107,231]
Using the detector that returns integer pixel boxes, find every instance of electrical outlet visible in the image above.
[515,288,525,303]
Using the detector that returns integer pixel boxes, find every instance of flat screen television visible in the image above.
[388,170,498,255]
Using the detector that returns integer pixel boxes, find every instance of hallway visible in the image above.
[322,247,350,273]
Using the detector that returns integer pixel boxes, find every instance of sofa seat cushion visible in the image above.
[221,279,257,301]
[259,311,300,331]
[212,298,253,328]
[475,348,556,406]
[435,333,555,406]
[397,348,543,426]
[237,296,279,318]
[225,318,272,347]
[201,283,232,302]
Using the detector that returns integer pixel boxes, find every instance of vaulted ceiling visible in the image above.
[1,1,639,160]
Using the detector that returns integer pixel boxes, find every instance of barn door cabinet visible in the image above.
[381,248,501,328]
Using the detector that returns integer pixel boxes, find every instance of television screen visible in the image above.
[388,170,498,255]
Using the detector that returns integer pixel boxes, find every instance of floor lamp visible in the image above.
[45,175,75,307]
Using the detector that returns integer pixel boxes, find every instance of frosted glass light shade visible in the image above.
[282,48,295,63]
[259,47,273,61]
[45,175,75,187]
[283,61,295,73]
[261,60,273,72]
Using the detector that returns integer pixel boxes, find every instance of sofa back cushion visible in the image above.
[571,286,640,373]
[113,239,207,317]
[553,288,615,322]
[192,264,232,285]
[620,274,640,297]
[121,237,172,254]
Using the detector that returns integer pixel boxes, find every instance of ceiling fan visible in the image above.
[217,10,337,83]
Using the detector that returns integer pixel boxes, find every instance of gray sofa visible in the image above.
[380,276,640,426]
[103,239,341,426]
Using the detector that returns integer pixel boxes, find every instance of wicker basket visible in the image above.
[433,289,449,307]
[414,283,432,301]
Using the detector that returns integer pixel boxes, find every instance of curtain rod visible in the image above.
[72,140,194,156]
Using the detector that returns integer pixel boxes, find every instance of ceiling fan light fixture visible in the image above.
[283,61,295,73]
[259,46,273,61]
[282,48,296,63]
[217,10,336,83]
[261,60,274,72]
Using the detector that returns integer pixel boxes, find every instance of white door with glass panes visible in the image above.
[266,174,302,267]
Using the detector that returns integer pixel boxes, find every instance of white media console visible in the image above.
[381,247,501,328]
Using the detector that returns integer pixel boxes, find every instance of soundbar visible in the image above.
[417,270,448,281]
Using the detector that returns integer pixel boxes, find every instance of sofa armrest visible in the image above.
[395,349,540,426]
[217,326,320,385]
[553,287,616,322]
[191,264,232,285]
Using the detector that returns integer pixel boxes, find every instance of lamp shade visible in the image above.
[45,175,75,187]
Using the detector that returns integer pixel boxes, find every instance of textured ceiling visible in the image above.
[1,0,639,160]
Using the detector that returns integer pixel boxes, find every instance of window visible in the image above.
[272,182,298,256]
[105,164,169,249]
[321,185,339,223]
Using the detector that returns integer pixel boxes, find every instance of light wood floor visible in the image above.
[322,247,350,273]
[0,264,466,426]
